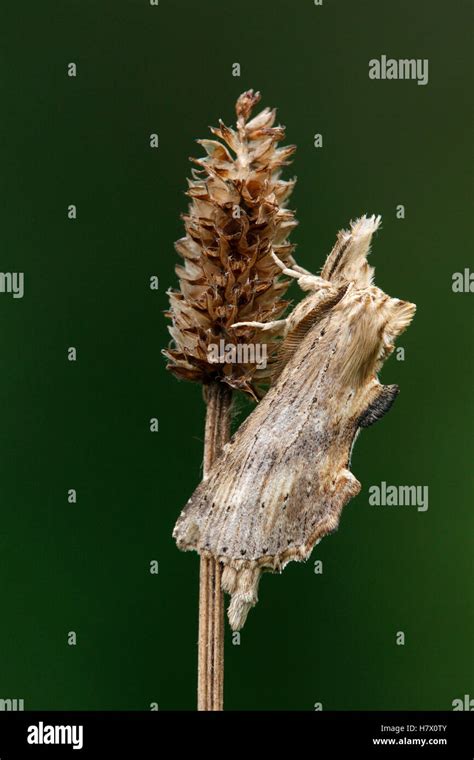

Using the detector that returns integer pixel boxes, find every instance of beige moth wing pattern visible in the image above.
[173,215,416,630]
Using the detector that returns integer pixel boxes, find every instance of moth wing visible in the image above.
[173,387,361,630]
[173,421,360,564]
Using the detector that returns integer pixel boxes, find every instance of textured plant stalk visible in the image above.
[198,382,232,710]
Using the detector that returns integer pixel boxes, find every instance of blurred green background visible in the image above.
[0,0,472,710]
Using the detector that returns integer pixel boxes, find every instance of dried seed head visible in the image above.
[163,90,299,398]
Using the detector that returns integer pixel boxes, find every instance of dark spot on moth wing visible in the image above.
[359,384,399,428]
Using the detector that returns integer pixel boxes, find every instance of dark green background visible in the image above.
[0,0,472,710]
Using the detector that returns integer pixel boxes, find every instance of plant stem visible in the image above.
[198,382,232,711]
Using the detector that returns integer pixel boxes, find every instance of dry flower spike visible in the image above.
[164,89,299,398]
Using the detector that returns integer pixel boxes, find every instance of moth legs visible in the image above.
[271,252,326,293]
[231,318,287,336]
[231,253,335,338]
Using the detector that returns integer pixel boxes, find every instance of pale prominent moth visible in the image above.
[173,214,416,630]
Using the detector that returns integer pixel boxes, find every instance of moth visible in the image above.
[173,215,416,630]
